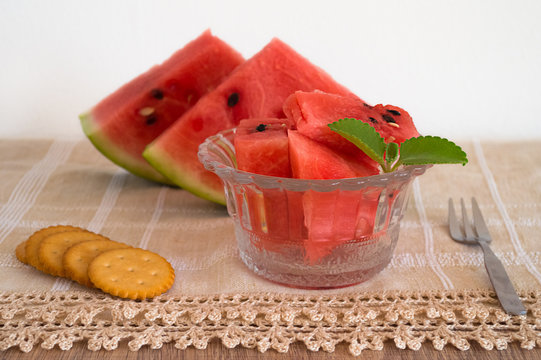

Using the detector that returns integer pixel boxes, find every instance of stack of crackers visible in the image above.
[15,225,175,300]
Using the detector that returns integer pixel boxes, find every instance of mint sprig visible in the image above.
[328,118,468,173]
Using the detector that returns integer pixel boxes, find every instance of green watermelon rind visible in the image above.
[142,145,226,205]
[80,112,175,185]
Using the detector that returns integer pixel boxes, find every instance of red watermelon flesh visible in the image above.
[284,94,420,262]
[233,121,304,250]
[287,130,379,262]
[143,38,357,204]
[302,189,378,263]
[288,130,375,179]
[234,118,292,178]
[237,186,305,252]
[80,30,244,184]
[234,118,296,247]
[283,91,420,173]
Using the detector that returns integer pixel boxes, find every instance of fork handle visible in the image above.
[478,241,527,315]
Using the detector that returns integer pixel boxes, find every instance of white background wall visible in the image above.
[1,0,540,140]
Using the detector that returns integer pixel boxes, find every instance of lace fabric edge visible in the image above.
[1,288,539,355]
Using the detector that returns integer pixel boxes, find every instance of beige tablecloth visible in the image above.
[0,138,540,354]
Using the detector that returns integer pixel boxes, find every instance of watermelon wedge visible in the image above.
[143,38,356,204]
[79,30,244,184]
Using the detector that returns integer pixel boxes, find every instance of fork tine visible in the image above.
[461,198,476,241]
[471,197,491,242]
[448,199,463,240]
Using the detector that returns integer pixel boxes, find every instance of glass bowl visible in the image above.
[198,128,430,289]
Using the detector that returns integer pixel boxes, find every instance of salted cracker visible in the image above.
[88,248,175,300]
[63,239,130,287]
[38,230,110,277]
[24,225,85,271]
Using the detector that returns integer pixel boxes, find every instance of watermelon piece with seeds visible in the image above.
[234,118,292,178]
[283,93,420,262]
[143,38,357,204]
[234,118,295,246]
[284,90,420,173]
[79,30,244,184]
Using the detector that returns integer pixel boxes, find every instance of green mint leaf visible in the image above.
[385,142,399,166]
[328,118,387,166]
[398,136,468,166]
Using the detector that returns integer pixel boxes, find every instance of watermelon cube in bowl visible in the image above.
[198,129,430,289]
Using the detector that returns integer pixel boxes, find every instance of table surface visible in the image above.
[1,139,540,357]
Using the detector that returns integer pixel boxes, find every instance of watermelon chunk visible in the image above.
[234,118,292,178]
[283,91,420,174]
[288,130,376,179]
[233,118,294,247]
[284,92,420,262]
[80,30,244,183]
[284,92,421,262]
[301,189,376,263]
[143,38,357,204]
[287,130,379,262]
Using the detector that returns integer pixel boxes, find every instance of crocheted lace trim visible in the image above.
[1,289,539,355]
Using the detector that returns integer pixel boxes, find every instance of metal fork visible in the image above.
[448,198,526,315]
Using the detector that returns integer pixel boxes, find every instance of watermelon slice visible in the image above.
[143,38,357,204]
[79,30,244,184]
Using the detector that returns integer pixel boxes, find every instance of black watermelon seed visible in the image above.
[150,88,164,100]
[363,103,372,108]
[256,124,267,132]
[386,109,401,116]
[227,93,239,107]
[145,115,157,125]
[369,117,378,124]
[382,114,396,123]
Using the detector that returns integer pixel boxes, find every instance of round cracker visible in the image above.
[24,225,85,271]
[63,239,130,287]
[88,248,175,300]
[15,241,28,264]
[38,231,110,277]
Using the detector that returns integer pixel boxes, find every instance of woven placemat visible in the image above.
[1,139,540,354]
